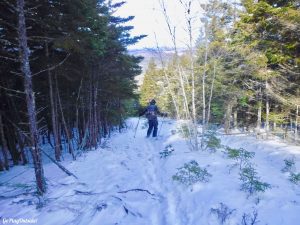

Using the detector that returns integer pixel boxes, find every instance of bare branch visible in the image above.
[0,85,25,94]
[32,54,70,77]
[0,55,19,62]
[0,38,18,46]
[0,18,18,30]
[25,4,42,13]
[9,70,23,77]
[2,0,17,11]
[28,36,55,41]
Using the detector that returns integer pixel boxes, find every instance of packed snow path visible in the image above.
[1,118,300,225]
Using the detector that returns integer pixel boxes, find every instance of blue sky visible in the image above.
[114,0,204,49]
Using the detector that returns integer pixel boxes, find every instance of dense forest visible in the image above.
[0,0,144,194]
[0,0,299,198]
[141,0,299,146]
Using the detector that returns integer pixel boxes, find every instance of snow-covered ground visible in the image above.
[1,118,300,225]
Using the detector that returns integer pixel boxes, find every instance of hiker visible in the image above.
[139,99,167,138]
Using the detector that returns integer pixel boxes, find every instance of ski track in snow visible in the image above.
[1,117,300,225]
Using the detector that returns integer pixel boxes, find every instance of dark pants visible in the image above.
[147,119,158,137]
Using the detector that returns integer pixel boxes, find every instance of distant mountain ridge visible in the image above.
[129,47,186,87]
[129,47,186,73]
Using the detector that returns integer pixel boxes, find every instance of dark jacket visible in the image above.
[139,103,164,120]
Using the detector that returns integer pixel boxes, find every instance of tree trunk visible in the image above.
[46,42,61,161]
[266,92,270,136]
[178,66,190,120]
[54,85,63,153]
[184,2,199,151]
[92,77,98,147]
[158,2,184,119]
[16,130,28,165]
[97,101,102,143]
[201,21,209,148]
[233,110,238,129]
[203,21,209,123]
[224,101,234,134]
[75,78,83,144]
[154,38,180,119]
[17,0,46,195]
[7,91,25,163]
[296,105,299,141]
[256,86,262,131]
[0,113,9,170]
[57,121,62,152]
[88,77,93,149]
[207,60,217,125]
[55,75,75,160]
[257,101,262,130]
[81,96,86,145]
[0,154,3,171]
[6,128,19,165]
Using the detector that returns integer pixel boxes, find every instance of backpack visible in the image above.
[146,105,158,120]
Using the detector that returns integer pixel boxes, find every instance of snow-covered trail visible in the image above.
[1,117,300,225]
[0,117,183,225]
[96,117,187,225]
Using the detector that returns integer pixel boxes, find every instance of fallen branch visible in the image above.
[0,192,34,200]
[118,188,155,196]
[40,149,78,179]
[123,205,142,217]
[0,170,30,184]
[3,117,79,180]
[74,190,101,195]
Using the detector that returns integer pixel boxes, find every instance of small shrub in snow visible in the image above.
[178,123,193,138]
[281,157,300,185]
[172,160,212,186]
[224,147,255,169]
[289,172,300,185]
[160,144,174,158]
[210,203,236,224]
[239,165,271,195]
[204,131,221,152]
[281,157,296,173]
[240,209,259,225]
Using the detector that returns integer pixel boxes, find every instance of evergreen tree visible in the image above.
[0,0,144,194]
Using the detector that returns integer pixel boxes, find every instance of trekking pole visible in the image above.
[134,117,140,138]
